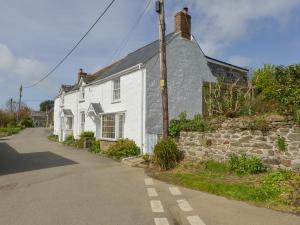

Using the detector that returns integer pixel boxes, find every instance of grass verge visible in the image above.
[148,160,300,213]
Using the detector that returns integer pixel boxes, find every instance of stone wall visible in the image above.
[179,116,300,171]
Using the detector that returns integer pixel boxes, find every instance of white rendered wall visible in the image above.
[54,68,145,151]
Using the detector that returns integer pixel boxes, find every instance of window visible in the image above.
[118,113,125,139]
[80,112,85,133]
[60,94,65,106]
[112,78,120,102]
[66,117,73,130]
[102,114,116,139]
[101,112,125,139]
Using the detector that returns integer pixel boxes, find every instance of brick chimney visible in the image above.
[77,68,88,83]
[175,7,191,40]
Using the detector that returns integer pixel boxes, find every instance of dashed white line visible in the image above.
[144,178,154,186]
[147,187,158,197]
[187,216,206,225]
[151,200,164,212]
[169,186,182,196]
[177,199,193,212]
[154,218,170,225]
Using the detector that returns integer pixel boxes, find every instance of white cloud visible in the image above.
[0,43,48,82]
[228,55,251,68]
[172,0,300,56]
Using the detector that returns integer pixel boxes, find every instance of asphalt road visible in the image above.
[0,128,299,225]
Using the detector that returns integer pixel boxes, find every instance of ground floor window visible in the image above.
[101,112,125,139]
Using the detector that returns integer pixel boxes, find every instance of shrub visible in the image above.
[277,136,287,152]
[294,109,300,125]
[75,138,84,148]
[64,135,75,146]
[229,153,266,175]
[249,116,270,135]
[169,112,210,138]
[20,118,33,128]
[48,135,58,142]
[80,131,94,138]
[142,153,151,163]
[252,64,300,115]
[89,140,101,154]
[153,138,183,170]
[106,139,140,160]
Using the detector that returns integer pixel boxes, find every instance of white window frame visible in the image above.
[100,112,125,140]
[112,78,121,103]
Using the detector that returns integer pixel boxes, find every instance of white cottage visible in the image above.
[53,8,248,153]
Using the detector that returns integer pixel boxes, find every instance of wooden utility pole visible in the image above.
[157,0,169,139]
[17,85,23,121]
[10,98,13,113]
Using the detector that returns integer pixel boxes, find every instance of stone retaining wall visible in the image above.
[179,116,300,171]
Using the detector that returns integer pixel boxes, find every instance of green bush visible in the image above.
[80,131,94,138]
[64,135,75,146]
[106,139,140,160]
[229,153,267,175]
[89,140,101,154]
[142,153,151,163]
[169,112,210,138]
[294,109,300,125]
[20,118,33,128]
[48,135,58,142]
[252,64,300,115]
[249,116,270,135]
[153,138,183,170]
[75,138,84,148]
[277,136,287,152]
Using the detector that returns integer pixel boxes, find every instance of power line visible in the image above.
[112,0,153,60]
[23,0,116,89]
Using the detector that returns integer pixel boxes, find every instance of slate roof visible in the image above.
[88,103,103,115]
[31,111,46,117]
[92,32,176,82]
[60,32,248,94]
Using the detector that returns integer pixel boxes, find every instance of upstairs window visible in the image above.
[112,78,120,102]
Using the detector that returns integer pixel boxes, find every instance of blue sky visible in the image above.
[0,0,299,110]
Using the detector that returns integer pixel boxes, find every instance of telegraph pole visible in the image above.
[156,0,169,139]
[17,85,23,121]
[10,98,13,113]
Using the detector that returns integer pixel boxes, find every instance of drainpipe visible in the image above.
[140,64,145,155]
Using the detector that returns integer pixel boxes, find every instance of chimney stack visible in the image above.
[77,68,88,82]
[175,7,191,40]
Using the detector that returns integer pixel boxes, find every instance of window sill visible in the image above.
[79,99,85,103]
[99,138,117,142]
[111,100,121,104]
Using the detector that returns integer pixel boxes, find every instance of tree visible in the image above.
[40,100,54,112]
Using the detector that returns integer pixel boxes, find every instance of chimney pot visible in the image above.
[183,7,188,13]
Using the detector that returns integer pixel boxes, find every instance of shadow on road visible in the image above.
[0,142,77,175]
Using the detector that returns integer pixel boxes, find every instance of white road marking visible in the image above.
[169,186,182,196]
[177,199,193,212]
[144,178,154,185]
[147,187,158,197]
[187,216,206,225]
[154,218,170,225]
[151,200,164,212]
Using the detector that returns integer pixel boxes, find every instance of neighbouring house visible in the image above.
[31,111,47,127]
[53,8,249,153]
